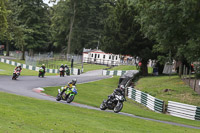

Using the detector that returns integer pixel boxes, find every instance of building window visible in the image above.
[116,56,118,60]
[91,54,93,57]
[98,54,100,58]
[103,55,105,59]
[109,55,111,59]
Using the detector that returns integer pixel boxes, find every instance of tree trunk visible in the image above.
[6,41,9,56]
[141,60,148,76]
[21,45,25,60]
[67,0,76,56]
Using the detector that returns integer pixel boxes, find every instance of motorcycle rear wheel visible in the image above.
[100,101,107,110]
[56,94,61,101]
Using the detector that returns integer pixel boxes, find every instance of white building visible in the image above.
[83,48,120,66]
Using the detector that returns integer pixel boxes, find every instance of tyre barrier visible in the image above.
[128,87,165,113]
[167,101,200,120]
[0,57,81,75]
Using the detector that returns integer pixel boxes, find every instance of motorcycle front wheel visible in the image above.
[114,102,123,113]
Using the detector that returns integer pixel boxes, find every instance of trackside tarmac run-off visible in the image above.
[0,70,200,130]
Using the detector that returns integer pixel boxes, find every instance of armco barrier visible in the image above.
[128,87,165,113]
[0,57,80,75]
[102,70,139,76]
[167,101,200,120]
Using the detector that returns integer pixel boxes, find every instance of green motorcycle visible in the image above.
[65,68,70,76]
[56,86,77,103]
[38,67,45,77]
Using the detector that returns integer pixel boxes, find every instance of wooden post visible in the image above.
[179,64,182,78]
[186,67,188,79]
[194,78,196,91]
[183,65,185,79]
[189,69,191,86]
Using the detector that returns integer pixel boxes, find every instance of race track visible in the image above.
[0,70,200,130]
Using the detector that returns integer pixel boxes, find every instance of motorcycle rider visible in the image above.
[60,64,65,70]
[64,64,69,69]
[60,79,77,96]
[14,65,22,74]
[41,64,46,73]
[64,64,70,75]
[106,85,126,104]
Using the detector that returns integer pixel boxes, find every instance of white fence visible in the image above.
[167,101,200,120]
[128,87,165,113]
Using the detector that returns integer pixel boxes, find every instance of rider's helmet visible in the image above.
[42,64,45,67]
[17,65,21,67]
[72,78,77,85]
[65,64,68,67]
[61,64,64,66]
[120,85,125,91]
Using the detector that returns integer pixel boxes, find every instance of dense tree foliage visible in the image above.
[0,0,8,39]
[134,0,200,63]
[1,0,200,76]
[51,0,113,54]
[101,0,155,75]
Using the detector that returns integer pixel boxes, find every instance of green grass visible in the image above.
[10,59,109,73]
[44,76,200,128]
[0,62,56,76]
[110,65,153,74]
[0,92,199,132]
[109,65,138,70]
[135,75,200,106]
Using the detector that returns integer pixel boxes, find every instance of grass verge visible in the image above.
[109,65,153,74]
[10,59,109,73]
[0,62,56,76]
[44,76,200,128]
[0,91,199,132]
[135,75,200,106]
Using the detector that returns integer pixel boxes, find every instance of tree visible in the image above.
[51,0,112,54]
[134,0,200,64]
[101,0,155,75]
[0,0,8,39]
[8,0,51,59]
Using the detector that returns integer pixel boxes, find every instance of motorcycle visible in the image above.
[100,94,125,113]
[12,69,20,80]
[59,67,65,77]
[65,67,70,76]
[56,86,77,103]
[38,67,45,77]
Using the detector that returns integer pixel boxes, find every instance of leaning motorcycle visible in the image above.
[38,67,45,77]
[65,68,70,76]
[12,69,20,80]
[100,94,125,113]
[56,86,77,103]
[59,68,65,77]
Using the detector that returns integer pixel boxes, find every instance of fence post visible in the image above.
[179,64,182,78]
[194,78,196,91]
[189,69,191,86]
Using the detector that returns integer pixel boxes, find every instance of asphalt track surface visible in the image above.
[0,70,200,130]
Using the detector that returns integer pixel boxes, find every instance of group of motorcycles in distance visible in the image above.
[12,64,71,80]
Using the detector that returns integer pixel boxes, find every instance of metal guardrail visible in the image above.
[167,101,200,120]
[0,57,81,75]
[128,87,165,113]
